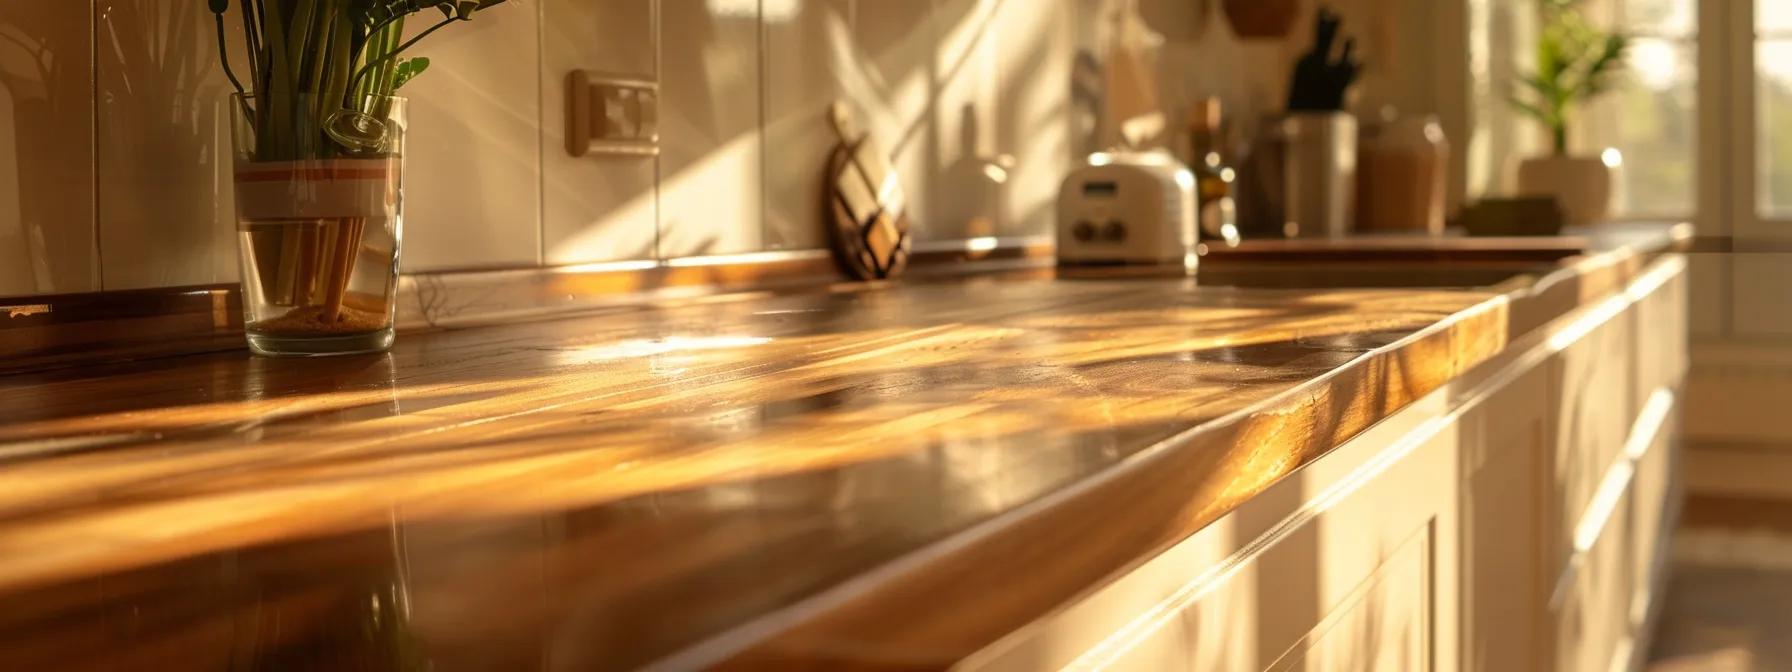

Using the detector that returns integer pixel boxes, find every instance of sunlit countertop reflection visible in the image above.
[0,224,1687,670]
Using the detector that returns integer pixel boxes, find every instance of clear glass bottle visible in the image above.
[1188,98,1242,246]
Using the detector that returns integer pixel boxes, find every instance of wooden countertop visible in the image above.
[0,224,1687,670]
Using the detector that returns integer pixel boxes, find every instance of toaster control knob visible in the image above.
[1072,220,1097,242]
[1101,220,1127,242]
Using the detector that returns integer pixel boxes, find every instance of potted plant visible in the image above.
[207,0,504,356]
[1509,0,1628,226]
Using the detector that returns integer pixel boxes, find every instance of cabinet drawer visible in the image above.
[1628,398,1678,630]
[1547,310,1636,571]
[1008,414,1459,672]
[1630,263,1688,406]
[1095,497,1442,672]
[1551,482,1636,672]
[1264,530,1432,672]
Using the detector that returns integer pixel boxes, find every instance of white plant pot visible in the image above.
[1515,155,1612,227]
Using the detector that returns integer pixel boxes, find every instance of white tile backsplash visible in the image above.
[760,0,846,252]
[763,0,944,251]
[1,0,1080,297]
[0,2,98,295]
[928,0,1004,241]
[655,0,763,258]
[95,0,237,291]
[540,0,658,265]
[993,0,1075,237]
[398,5,543,272]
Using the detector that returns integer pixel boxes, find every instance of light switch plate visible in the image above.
[567,70,659,157]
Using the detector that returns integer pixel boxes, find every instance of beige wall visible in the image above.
[0,0,1455,299]
[0,0,1080,297]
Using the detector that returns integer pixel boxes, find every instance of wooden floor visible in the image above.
[1648,496,1792,672]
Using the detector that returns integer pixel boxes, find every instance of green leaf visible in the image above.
[1581,34,1630,94]
[1507,96,1552,124]
[1517,0,1629,125]
[364,0,433,25]
[1517,73,1561,100]
[391,56,429,90]
[435,0,507,21]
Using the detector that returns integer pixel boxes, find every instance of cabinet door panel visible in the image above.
[1628,401,1678,632]
[1459,365,1551,672]
[1093,424,1457,672]
[1631,266,1689,405]
[1265,528,1432,672]
[1551,483,1635,672]
[1548,310,1637,574]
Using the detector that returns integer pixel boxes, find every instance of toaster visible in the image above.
[1055,152,1199,265]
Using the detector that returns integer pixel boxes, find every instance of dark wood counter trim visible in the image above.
[0,285,243,373]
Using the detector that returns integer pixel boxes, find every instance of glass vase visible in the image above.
[229,94,406,356]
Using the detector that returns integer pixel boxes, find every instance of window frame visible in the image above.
[1728,0,1792,240]
[1570,0,1700,222]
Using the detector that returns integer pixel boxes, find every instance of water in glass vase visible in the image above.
[237,216,399,356]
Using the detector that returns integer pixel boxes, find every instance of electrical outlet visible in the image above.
[567,70,659,157]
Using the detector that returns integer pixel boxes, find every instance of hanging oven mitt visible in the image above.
[826,101,911,280]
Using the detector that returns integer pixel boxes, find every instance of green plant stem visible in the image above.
[317,11,353,154]
[256,0,297,161]
[351,13,407,67]
[236,2,261,88]
[248,0,266,79]
[349,16,455,97]
[212,14,248,100]
[353,20,402,103]
[220,0,493,160]
[1552,122,1568,156]
[287,0,319,91]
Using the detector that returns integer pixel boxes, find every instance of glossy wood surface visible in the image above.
[0,240,1053,375]
[0,225,1685,671]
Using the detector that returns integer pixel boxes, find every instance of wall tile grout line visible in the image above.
[89,0,103,291]
[535,0,547,267]
[758,0,768,252]
[652,0,663,262]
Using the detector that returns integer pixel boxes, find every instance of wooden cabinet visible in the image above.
[1551,481,1637,672]
[1539,259,1686,672]
[962,397,1462,672]
[1632,262,1690,407]
[1629,406,1677,636]
[1458,364,1551,672]
[1547,311,1638,575]
[963,256,1687,672]
[1269,530,1434,672]
[967,388,1467,672]
[1101,424,1454,672]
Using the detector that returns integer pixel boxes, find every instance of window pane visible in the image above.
[1579,38,1696,217]
[1760,0,1792,33]
[1758,40,1792,216]
[1623,0,1694,37]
